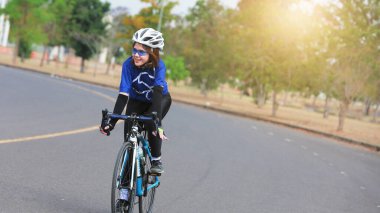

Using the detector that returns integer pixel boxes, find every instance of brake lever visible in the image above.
[102,109,109,120]
[101,109,111,136]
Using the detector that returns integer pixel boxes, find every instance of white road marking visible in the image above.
[360,186,366,190]
[285,138,292,142]
[340,171,347,176]
[313,152,319,157]
[267,132,274,136]
[301,145,307,150]
[251,126,257,130]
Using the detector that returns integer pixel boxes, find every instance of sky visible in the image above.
[102,0,239,15]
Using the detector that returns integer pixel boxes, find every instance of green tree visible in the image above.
[368,65,380,122]
[103,7,129,73]
[1,0,48,64]
[117,0,178,53]
[360,62,380,121]
[184,0,231,96]
[67,0,110,73]
[17,38,32,62]
[39,0,76,67]
[315,0,380,130]
[234,0,310,115]
[163,56,190,85]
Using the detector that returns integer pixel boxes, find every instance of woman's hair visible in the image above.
[132,42,160,69]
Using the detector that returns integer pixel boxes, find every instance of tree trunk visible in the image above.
[12,38,19,64]
[373,103,379,123]
[363,97,371,116]
[256,84,266,108]
[337,99,350,131]
[323,95,330,119]
[80,58,85,73]
[65,48,70,69]
[112,60,116,70]
[40,45,47,67]
[272,91,279,117]
[200,78,208,97]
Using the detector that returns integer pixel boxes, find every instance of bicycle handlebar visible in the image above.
[109,113,157,122]
[102,109,158,124]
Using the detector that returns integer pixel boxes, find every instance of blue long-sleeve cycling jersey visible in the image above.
[119,57,169,102]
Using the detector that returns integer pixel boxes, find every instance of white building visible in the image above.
[0,0,10,47]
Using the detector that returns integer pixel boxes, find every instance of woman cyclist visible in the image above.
[100,28,171,175]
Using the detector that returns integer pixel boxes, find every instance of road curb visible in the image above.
[172,99,380,152]
[2,62,379,152]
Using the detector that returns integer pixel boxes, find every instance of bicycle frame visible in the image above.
[136,135,160,196]
[111,113,160,198]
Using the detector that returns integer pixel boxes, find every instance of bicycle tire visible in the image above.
[138,148,156,213]
[111,142,136,213]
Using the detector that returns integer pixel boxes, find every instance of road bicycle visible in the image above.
[102,109,160,213]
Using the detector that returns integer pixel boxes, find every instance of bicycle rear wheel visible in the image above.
[111,142,136,213]
[138,149,156,213]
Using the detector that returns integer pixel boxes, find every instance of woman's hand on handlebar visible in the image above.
[100,109,114,136]
[153,126,168,140]
[100,123,114,136]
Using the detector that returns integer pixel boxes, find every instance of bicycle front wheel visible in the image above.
[138,150,156,213]
[111,142,136,213]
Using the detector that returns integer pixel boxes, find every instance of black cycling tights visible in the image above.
[124,93,171,158]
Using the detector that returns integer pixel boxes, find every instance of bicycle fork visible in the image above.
[121,134,160,198]
[118,141,139,202]
[129,141,138,190]
[117,140,137,201]
[129,140,150,197]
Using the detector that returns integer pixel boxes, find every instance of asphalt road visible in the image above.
[1,65,380,213]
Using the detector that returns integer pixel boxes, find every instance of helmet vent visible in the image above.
[140,28,149,37]
[143,37,153,41]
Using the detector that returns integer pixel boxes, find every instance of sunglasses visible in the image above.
[132,48,148,57]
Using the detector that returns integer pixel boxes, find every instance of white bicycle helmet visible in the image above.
[132,28,164,50]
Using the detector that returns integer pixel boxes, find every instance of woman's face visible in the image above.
[132,43,149,67]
